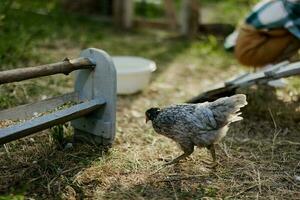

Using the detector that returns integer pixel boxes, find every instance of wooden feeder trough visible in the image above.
[0,48,116,146]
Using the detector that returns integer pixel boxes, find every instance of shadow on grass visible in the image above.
[0,136,108,199]
[239,85,300,132]
[101,166,219,199]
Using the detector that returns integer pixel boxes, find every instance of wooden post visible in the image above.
[163,0,178,30]
[180,0,200,37]
[113,0,134,29]
[72,48,117,146]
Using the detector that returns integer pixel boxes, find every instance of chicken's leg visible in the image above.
[208,144,216,162]
[164,152,191,165]
[164,142,194,165]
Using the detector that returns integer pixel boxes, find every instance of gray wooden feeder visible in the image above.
[0,48,116,146]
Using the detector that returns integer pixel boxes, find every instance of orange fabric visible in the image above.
[234,24,300,67]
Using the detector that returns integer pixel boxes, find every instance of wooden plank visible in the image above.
[225,73,250,86]
[0,57,95,85]
[187,61,300,103]
[273,61,300,78]
[0,92,80,120]
[134,18,171,30]
[197,23,235,36]
[0,99,105,145]
[186,84,236,103]
[263,61,289,76]
[232,62,299,86]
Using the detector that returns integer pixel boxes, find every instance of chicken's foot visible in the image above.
[164,152,192,166]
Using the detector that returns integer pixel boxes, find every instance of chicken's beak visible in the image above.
[145,116,149,123]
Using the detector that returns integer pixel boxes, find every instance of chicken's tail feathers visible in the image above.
[210,94,248,124]
[229,113,244,123]
[229,94,248,108]
[211,94,247,108]
[233,94,247,103]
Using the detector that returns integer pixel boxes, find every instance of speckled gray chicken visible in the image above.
[146,94,248,165]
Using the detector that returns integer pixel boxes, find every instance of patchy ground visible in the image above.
[1,1,300,199]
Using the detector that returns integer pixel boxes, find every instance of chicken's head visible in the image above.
[145,107,161,123]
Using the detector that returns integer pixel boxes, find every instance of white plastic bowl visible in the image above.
[112,56,157,94]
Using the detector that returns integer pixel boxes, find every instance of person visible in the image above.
[226,0,300,68]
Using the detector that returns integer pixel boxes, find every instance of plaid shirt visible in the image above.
[246,0,300,38]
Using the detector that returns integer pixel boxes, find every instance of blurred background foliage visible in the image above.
[0,0,59,68]
[0,0,257,69]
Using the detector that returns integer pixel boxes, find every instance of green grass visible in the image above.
[1,1,300,199]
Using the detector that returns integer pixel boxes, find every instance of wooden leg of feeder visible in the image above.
[72,48,117,146]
